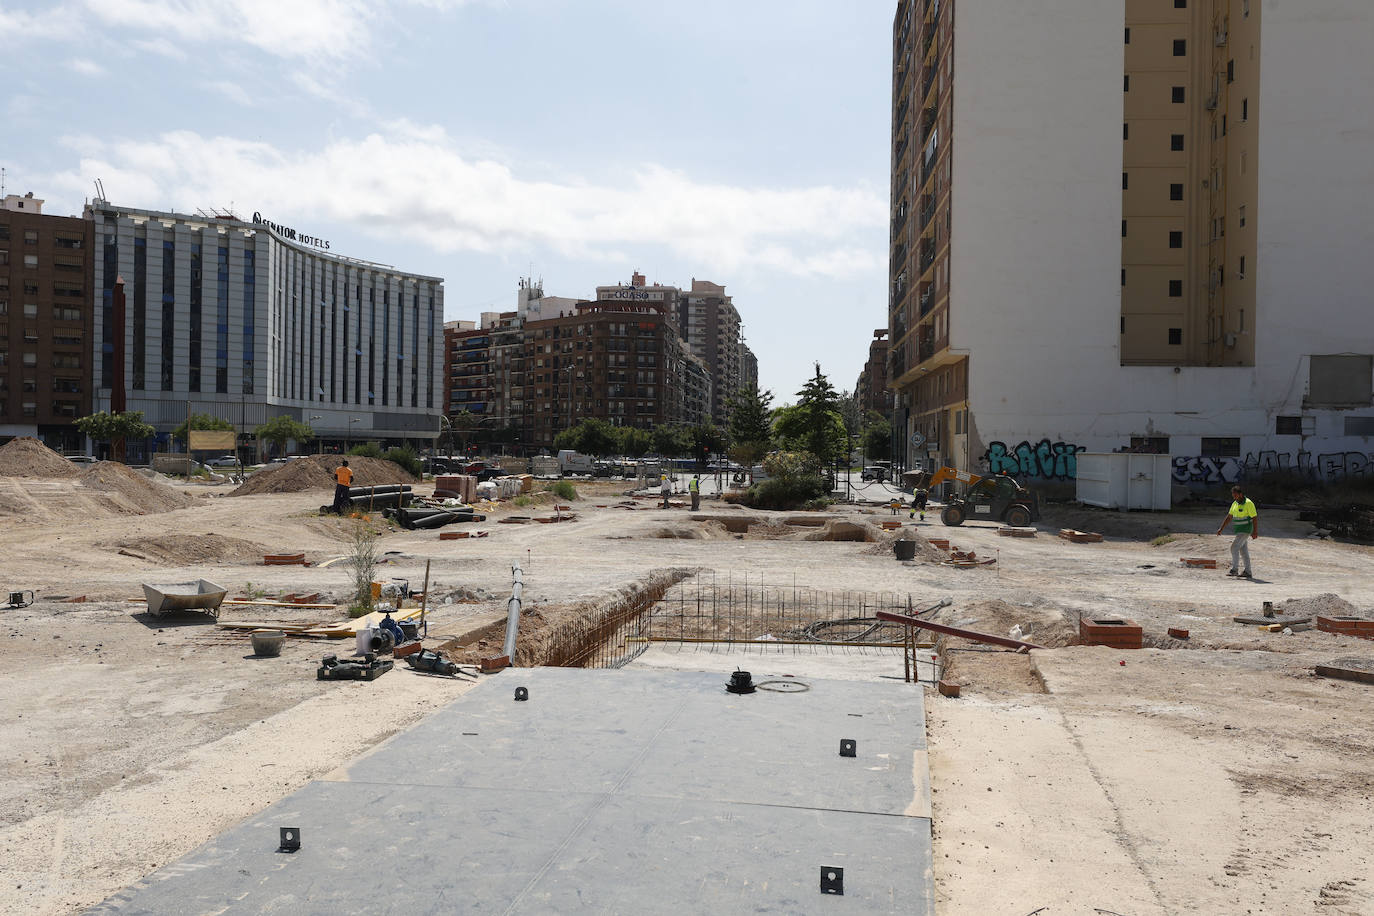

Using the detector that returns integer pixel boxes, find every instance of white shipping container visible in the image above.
[1075,453,1172,510]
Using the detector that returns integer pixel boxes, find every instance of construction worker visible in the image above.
[660,473,672,508]
[1217,484,1259,578]
[909,488,928,521]
[689,474,701,511]
[333,459,353,514]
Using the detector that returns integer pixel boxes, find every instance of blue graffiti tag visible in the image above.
[985,439,1085,480]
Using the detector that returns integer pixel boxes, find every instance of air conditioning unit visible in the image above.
[1205,94,1218,110]
[1224,332,1237,348]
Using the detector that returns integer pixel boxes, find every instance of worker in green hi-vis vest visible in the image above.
[689,474,700,511]
[1216,484,1259,579]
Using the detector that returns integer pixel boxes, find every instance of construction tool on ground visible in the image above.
[5,590,35,609]
[317,653,393,681]
[405,649,475,678]
[903,466,1040,528]
[419,559,431,638]
[141,580,227,618]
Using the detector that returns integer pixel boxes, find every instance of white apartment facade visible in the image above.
[890,0,1374,486]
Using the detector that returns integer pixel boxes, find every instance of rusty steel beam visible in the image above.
[875,609,1044,651]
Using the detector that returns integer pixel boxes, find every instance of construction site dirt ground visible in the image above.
[2,475,1373,915]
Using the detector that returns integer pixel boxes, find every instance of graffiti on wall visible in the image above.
[1171,450,1374,484]
[985,439,1086,481]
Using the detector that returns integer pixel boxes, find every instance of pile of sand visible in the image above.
[1281,593,1360,618]
[0,437,81,479]
[110,534,267,565]
[230,455,418,496]
[938,598,1082,648]
[79,462,196,514]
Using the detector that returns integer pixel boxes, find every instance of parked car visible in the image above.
[861,465,890,482]
[65,455,99,465]
[206,455,242,468]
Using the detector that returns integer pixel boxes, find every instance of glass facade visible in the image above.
[216,245,228,394]
[101,234,116,387]
[242,248,254,394]
[189,242,201,392]
[161,239,175,391]
[132,237,146,390]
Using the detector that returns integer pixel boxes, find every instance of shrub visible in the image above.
[550,479,578,501]
[745,475,830,510]
[348,442,384,459]
[1150,534,1177,546]
[383,446,422,478]
[347,523,378,617]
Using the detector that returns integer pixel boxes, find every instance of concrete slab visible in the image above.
[91,667,933,915]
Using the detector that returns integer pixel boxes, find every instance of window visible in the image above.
[1122,172,1129,190]
[1124,123,1129,140]
[1173,39,1187,56]
[1125,27,1130,43]
[1121,269,1126,287]
[23,303,37,318]
[1121,316,1126,333]
[1243,0,1249,16]
[1227,60,1235,83]
[52,354,81,369]
[1239,205,1246,227]
[53,307,81,322]
[1169,280,1183,297]
[1171,134,1185,151]
[1172,86,1185,103]
[1345,417,1374,436]
[1170,183,1184,201]
[22,352,37,367]
[1308,354,1373,407]
[1242,98,1249,121]
[1124,75,1130,91]
[1201,437,1240,458]
[1275,416,1302,436]
[23,254,37,269]
[54,235,83,249]
[1239,256,1246,277]
[1169,231,1183,248]
[1168,328,1182,345]
[1175,0,1187,6]
[23,230,37,245]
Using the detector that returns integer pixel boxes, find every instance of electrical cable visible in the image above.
[754,679,810,692]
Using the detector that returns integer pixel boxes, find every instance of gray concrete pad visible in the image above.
[91,667,933,915]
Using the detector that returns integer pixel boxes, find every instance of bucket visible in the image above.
[894,540,916,561]
[399,621,420,641]
[251,630,286,657]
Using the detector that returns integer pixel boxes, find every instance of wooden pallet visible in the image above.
[1180,557,1217,568]
[1058,529,1103,544]
[997,527,1037,537]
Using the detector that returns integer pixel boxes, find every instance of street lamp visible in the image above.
[309,415,322,455]
[348,417,362,452]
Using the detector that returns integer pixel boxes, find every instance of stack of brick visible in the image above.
[1079,618,1143,650]
[518,474,534,494]
[1317,616,1374,640]
[434,474,477,503]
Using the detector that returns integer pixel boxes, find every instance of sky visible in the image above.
[1,0,892,403]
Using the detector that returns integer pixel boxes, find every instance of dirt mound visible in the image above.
[803,520,882,543]
[1281,593,1360,618]
[79,462,196,514]
[0,437,81,479]
[111,534,267,565]
[938,598,1082,648]
[230,455,418,496]
[862,527,945,561]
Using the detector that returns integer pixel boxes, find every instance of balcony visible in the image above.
[919,287,934,317]
[891,242,908,272]
[919,244,936,277]
[918,197,935,230]
[891,204,909,237]
[894,97,909,127]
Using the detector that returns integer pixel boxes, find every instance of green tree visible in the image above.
[554,418,619,456]
[172,412,234,445]
[651,423,693,458]
[255,415,314,458]
[785,363,847,467]
[862,410,891,462]
[726,386,774,481]
[689,423,726,467]
[616,426,653,458]
[75,410,156,462]
[837,389,861,437]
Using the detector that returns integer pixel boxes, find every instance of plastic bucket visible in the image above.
[251,630,286,657]
[894,540,917,561]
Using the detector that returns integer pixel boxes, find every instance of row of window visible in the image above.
[0,301,85,321]
[0,350,83,368]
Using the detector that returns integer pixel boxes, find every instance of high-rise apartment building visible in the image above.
[0,193,93,451]
[856,329,892,420]
[676,279,746,424]
[888,1,1374,483]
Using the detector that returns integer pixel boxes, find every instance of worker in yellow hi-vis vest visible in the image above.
[689,474,701,511]
[1216,484,1258,579]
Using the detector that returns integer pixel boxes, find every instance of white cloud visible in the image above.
[130,36,188,60]
[203,80,253,107]
[67,57,105,76]
[0,5,79,40]
[45,126,884,279]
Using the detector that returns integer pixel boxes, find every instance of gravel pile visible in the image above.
[79,462,196,514]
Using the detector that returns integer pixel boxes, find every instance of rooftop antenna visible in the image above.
[1,166,6,197]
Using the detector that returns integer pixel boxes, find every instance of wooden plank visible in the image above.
[876,609,1043,650]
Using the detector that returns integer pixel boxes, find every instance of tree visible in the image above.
[862,410,891,462]
[727,385,774,481]
[172,412,234,445]
[255,415,314,458]
[787,363,847,467]
[75,410,156,462]
[616,426,653,458]
[554,418,619,456]
[689,423,726,467]
[651,423,693,458]
[837,389,861,437]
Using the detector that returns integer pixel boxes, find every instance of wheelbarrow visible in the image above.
[5,590,34,609]
[142,579,228,619]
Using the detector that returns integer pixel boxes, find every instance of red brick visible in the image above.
[1167,628,1190,639]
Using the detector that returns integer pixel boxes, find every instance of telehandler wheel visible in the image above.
[941,505,966,526]
[1004,505,1032,528]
